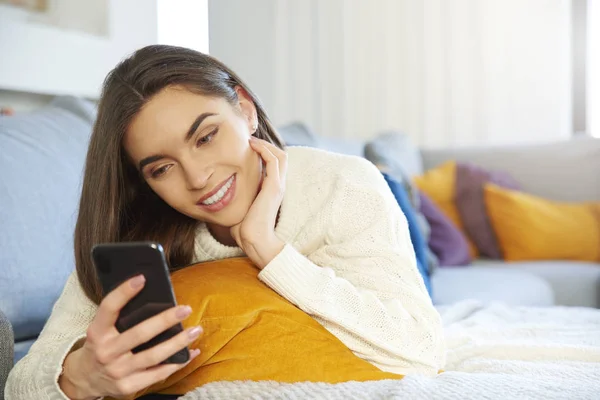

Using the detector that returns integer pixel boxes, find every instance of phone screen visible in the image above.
[92,242,189,363]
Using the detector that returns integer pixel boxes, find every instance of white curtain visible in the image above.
[589,0,600,138]
[210,0,573,147]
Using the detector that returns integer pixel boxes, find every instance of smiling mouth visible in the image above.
[197,175,235,206]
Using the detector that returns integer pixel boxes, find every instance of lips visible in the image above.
[196,174,236,212]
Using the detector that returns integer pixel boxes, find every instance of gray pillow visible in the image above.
[0,96,95,341]
[364,131,439,273]
[277,121,319,147]
[364,131,424,178]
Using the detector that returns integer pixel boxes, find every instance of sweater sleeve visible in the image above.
[258,158,445,375]
[5,272,98,400]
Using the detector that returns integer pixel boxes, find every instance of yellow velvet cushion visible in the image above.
[126,257,402,398]
[413,161,478,257]
[484,184,600,262]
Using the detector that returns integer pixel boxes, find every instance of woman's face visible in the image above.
[124,85,263,228]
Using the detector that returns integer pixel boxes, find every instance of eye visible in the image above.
[196,128,218,147]
[151,164,172,178]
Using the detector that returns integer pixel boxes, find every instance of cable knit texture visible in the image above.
[5,146,445,399]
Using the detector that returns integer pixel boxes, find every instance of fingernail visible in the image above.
[176,305,192,319]
[192,348,201,358]
[188,326,203,340]
[130,275,145,289]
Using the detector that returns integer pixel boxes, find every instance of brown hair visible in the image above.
[75,45,284,304]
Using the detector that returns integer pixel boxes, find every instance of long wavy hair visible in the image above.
[75,45,284,304]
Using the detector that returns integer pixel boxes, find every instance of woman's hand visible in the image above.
[230,137,287,269]
[59,275,202,400]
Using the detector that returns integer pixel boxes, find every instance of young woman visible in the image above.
[5,45,445,399]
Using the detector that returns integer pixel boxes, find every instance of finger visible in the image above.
[115,349,200,395]
[251,138,287,182]
[251,138,287,163]
[263,143,287,183]
[253,137,285,156]
[128,325,203,372]
[90,275,146,337]
[107,304,193,360]
[250,139,280,184]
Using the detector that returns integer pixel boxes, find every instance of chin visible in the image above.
[221,209,248,227]
[194,207,248,228]
[211,216,244,229]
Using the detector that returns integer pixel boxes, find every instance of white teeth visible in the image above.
[202,176,234,205]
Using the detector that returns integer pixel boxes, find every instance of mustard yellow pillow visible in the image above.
[413,161,479,257]
[125,258,402,398]
[484,184,600,262]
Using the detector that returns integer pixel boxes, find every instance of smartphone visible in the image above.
[91,241,189,364]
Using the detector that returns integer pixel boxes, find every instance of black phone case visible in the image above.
[91,242,189,364]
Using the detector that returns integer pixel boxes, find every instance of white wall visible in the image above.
[589,0,600,138]
[157,0,209,54]
[0,0,158,99]
[209,0,573,147]
[0,89,53,112]
[572,0,587,134]
[28,0,109,37]
[0,0,209,110]
[208,0,277,118]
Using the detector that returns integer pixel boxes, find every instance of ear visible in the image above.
[235,86,258,134]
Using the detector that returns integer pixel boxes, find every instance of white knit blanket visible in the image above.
[181,301,600,400]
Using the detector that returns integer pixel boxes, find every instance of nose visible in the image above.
[181,159,212,191]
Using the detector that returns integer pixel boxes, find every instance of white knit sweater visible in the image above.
[5,146,445,400]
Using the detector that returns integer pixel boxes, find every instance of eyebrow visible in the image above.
[138,112,217,171]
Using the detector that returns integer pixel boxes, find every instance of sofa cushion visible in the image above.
[278,122,365,157]
[364,131,423,178]
[455,162,520,259]
[431,266,554,306]
[317,135,365,157]
[364,133,439,273]
[418,191,471,267]
[13,339,35,364]
[278,121,319,147]
[474,259,600,308]
[414,161,478,258]
[381,173,432,297]
[0,96,95,341]
[485,184,600,262]
[131,258,403,398]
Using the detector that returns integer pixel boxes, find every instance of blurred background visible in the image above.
[2,3,600,379]
[0,0,597,147]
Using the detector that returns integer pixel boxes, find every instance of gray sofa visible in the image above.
[0,309,13,400]
[1,100,599,393]
[281,122,600,308]
[423,137,600,308]
[0,96,96,393]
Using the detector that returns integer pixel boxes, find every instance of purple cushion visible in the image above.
[455,162,520,259]
[418,190,471,266]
